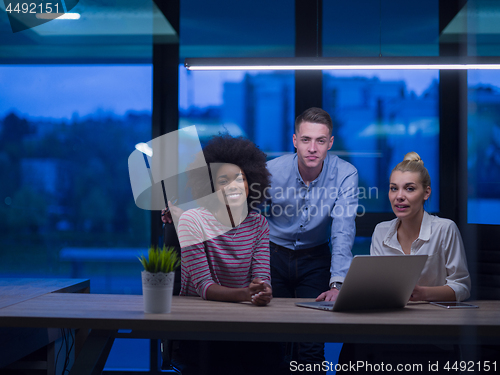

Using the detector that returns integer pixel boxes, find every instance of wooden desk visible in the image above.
[0,278,90,308]
[0,278,90,371]
[0,294,499,345]
[0,294,498,374]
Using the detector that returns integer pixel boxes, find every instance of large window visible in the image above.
[179,0,296,154]
[468,71,500,225]
[0,65,152,294]
[322,70,440,213]
[178,69,441,259]
[179,66,295,154]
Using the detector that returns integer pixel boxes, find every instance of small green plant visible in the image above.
[138,245,180,273]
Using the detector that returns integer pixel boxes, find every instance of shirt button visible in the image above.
[300,225,303,228]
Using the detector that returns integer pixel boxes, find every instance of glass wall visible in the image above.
[468,71,500,225]
[0,0,160,370]
[322,70,440,213]
[0,65,152,294]
[179,67,295,153]
[179,0,296,153]
[322,0,440,217]
[466,1,500,225]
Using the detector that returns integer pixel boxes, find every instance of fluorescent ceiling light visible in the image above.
[36,13,81,20]
[185,57,500,71]
[31,2,177,40]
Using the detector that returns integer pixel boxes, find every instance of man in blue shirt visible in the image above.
[260,107,358,372]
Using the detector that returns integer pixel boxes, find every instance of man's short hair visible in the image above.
[294,107,333,135]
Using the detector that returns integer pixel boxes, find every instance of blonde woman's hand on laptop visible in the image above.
[315,287,339,302]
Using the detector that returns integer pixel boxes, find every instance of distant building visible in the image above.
[468,84,500,201]
[323,75,439,212]
[223,72,294,154]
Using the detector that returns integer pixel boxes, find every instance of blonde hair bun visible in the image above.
[392,151,430,189]
[403,151,423,165]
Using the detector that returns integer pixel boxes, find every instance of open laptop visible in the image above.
[296,255,428,312]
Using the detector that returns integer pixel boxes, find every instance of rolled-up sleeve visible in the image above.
[250,217,271,286]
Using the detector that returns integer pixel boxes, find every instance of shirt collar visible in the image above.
[293,154,328,185]
[383,211,431,249]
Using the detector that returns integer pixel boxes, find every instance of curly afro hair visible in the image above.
[188,134,271,210]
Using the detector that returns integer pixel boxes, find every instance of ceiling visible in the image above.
[1,0,500,64]
[0,0,177,63]
[441,0,500,55]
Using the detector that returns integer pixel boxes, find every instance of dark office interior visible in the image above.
[0,0,499,373]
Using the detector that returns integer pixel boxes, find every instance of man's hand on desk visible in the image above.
[315,288,339,302]
[249,278,272,306]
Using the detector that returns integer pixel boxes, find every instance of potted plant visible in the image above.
[139,245,180,313]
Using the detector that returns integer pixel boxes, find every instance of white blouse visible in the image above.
[370,211,471,302]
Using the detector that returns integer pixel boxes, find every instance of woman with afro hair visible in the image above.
[177,134,273,304]
[166,134,286,375]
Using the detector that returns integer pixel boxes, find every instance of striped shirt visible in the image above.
[178,207,271,299]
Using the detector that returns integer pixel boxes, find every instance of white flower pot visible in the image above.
[141,270,175,313]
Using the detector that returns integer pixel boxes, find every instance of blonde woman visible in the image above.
[371,151,470,301]
[337,152,471,373]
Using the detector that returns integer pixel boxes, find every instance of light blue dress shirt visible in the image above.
[263,153,358,282]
